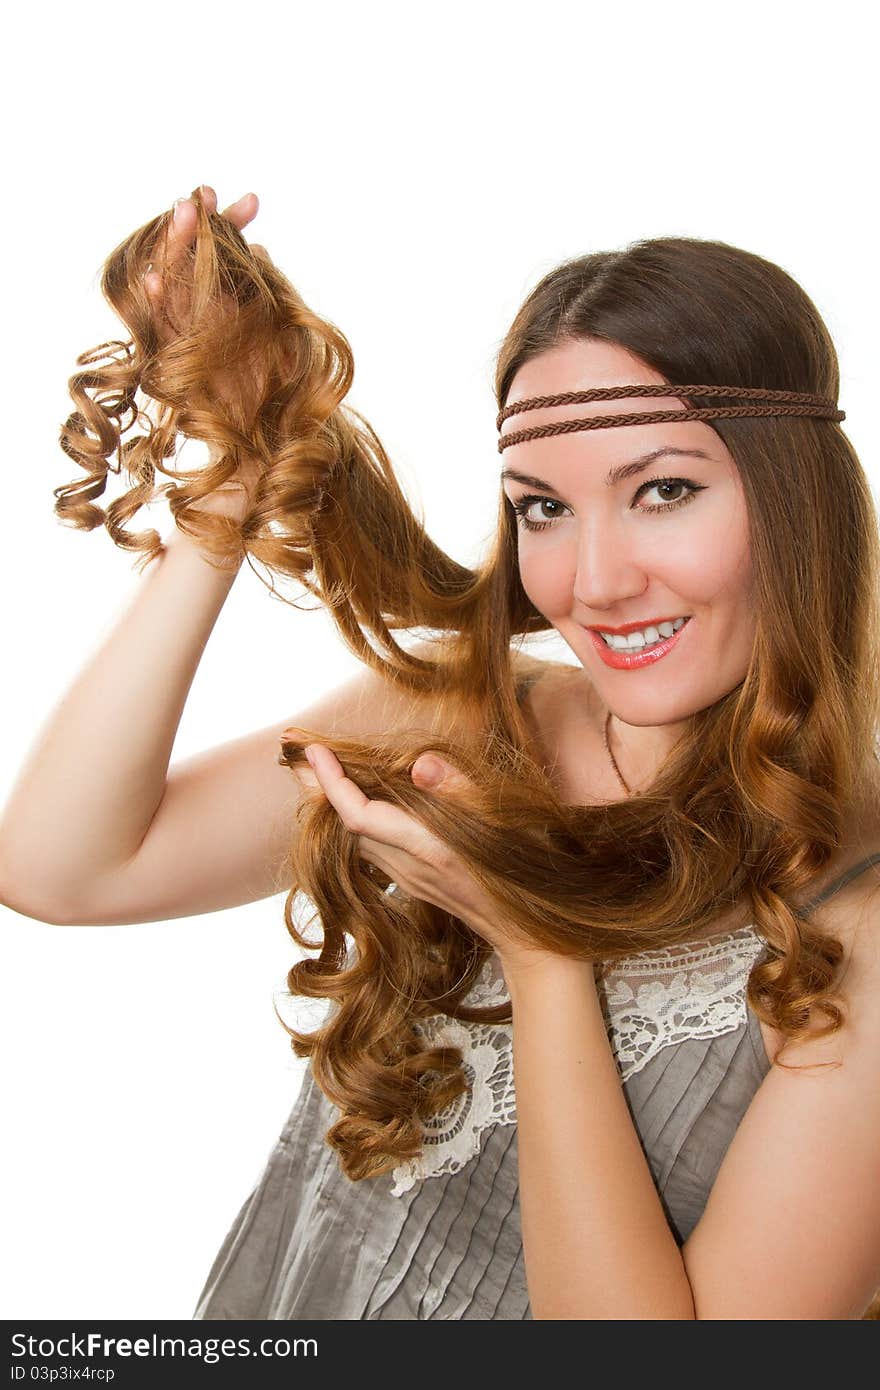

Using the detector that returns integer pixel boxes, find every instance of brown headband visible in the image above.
[496,384,845,452]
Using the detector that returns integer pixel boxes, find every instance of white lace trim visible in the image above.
[596,928,769,1076]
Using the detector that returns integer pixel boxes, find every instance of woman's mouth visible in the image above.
[586,616,693,669]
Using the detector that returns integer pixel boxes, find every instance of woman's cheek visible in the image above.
[517,540,574,620]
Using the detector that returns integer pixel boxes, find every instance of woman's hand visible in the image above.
[143,185,280,428]
[142,184,276,514]
[142,185,260,344]
[303,742,557,974]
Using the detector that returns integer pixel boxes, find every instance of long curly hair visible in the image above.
[58,192,880,1197]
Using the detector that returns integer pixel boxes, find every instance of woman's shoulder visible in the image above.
[405,641,581,727]
[815,756,880,925]
[388,642,577,752]
[509,648,582,683]
[506,651,597,735]
[509,649,578,704]
[816,807,880,966]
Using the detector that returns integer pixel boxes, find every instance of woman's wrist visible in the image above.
[499,947,597,1005]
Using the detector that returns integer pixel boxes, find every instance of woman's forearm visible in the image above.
[0,514,245,921]
[503,955,696,1319]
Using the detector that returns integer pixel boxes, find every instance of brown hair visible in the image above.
[58,196,880,1199]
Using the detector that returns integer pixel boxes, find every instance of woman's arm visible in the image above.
[500,869,880,1320]
[0,515,244,922]
[679,877,880,1319]
[504,956,696,1319]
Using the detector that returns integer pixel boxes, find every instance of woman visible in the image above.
[4,186,879,1319]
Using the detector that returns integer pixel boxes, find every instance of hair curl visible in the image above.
[59,196,880,1227]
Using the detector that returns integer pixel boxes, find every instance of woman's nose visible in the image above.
[572,518,649,611]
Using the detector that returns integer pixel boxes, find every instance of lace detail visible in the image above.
[387,955,516,1195]
[389,1012,518,1196]
[594,927,768,1079]
[388,925,767,1194]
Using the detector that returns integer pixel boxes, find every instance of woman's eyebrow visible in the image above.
[500,446,713,492]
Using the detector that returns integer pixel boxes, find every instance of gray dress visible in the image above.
[192,850,880,1320]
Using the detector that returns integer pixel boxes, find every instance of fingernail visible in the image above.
[304,746,315,767]
[172,198,189,224]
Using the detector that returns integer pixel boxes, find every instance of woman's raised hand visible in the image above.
[142,184,261,349]
[142,185,280,426]
[141,185,272,516]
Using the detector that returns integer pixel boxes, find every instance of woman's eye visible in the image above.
[510,477,705,532]
[512,497,566,531]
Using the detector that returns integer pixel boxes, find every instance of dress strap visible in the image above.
[799,851,880,916]
[513,663,546,708]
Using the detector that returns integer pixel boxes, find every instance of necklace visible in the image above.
[603,708,631,795]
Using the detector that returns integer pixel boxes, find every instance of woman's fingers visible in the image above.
[143,268,162,299]
[165,195,199,268]
[305,744,438,860]
[142,188,262,342]
[142,194,196,305]
[145,188,259,290]
[221,191,259,231]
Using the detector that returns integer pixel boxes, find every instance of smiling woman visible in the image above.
[498,349,764,770]
[21,193,880,1318]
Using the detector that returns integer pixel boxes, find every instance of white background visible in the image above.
[1,0,877,1320]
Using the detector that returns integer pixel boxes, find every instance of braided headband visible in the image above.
[496,384,845,452]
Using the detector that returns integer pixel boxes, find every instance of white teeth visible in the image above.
[600,616,687,650]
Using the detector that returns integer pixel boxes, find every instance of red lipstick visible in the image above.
[586,616,692,669]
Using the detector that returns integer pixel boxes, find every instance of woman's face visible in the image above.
[500,338,755,736]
